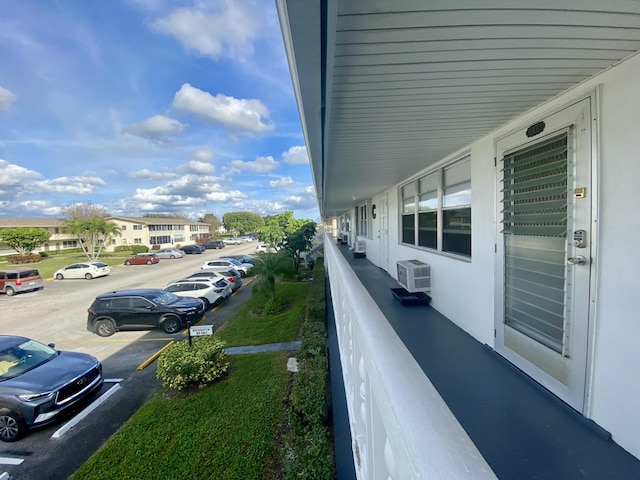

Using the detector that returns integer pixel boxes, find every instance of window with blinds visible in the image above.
[501,133,569,353]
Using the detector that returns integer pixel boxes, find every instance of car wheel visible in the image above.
[56,273,64,280]
[0,411,25,442]
[199,297,211,309]
[94,319,116,337]
[85,273,93,280]
[125,260,132,265]
[170,255,175,259]
[5,286,15,296]
[146,260,152,265]
[161,316,181,334]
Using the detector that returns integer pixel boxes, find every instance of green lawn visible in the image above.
[0,251,133,279]
[71,281,311,480]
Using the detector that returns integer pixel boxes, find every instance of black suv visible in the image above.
[179,244,204,254]
[202,240,225,249]
[86,289,205,337]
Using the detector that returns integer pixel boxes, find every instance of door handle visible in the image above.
[567,256,587,266]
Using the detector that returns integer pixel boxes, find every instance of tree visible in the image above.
[258,211,316,271]
[0,227,51,256]
[61,203,121,261]
[198,213,222,234]
[222,212,264,235]
[250,250,295,305]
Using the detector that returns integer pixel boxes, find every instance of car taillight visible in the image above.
[88,307,95,313]
[227,277,235,283]
[16,280,22,286]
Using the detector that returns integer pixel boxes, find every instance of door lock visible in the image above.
[567,256,587,266]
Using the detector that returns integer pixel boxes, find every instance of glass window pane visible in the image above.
[402,214,415,244]
[418,211,437,249]
[419,191,437,211]
[443,181,471,207]
[443,207,471,256]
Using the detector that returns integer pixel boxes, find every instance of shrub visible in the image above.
[7,253,41,264]
[156,336,229,390]
[130,245,149,254]
[113,246,131,252]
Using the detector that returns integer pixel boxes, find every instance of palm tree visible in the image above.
[250,251,294,303]
[63,218,121,261]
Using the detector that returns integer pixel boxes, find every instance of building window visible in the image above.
[63,240,78,248]
[133,224,143,230]
[134,238,142,244]
[190,225,198,231]
[401,183,416,244]
[122,239,128,245]
[400,156,471,258]
[358,203,368,236]
[150,235,171,244]
[121,225,127,231]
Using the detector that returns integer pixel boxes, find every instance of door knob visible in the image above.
[567,256,587,266]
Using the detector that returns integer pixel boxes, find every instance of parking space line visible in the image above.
[51,383,121,439]
[0,457,23,465]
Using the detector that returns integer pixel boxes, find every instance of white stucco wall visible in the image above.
[362,52,640,459]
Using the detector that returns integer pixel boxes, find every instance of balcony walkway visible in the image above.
[328,243,640,480]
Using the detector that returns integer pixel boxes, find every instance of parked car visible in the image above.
[163,278,232,309]
[154,248,185,259]
[221,254,255,264]
[0,335,103,442]
[124,253,159,265]
[86,289,206,337]
[179,244,204,254]
[223,237,243,245]
[239,236,254,243]
[256,243,278,253]
[202,240,225,249]
[0,268,44,296]
[190,269,242,292]
[54,262,111,280]
[200,259,252,277]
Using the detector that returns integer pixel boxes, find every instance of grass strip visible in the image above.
[71,351,290,480]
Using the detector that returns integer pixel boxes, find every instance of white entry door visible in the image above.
[495,96,595,412]
[376,194,389,272]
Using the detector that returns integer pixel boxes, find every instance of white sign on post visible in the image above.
[189,325,214,337]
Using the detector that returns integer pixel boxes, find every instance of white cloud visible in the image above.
[182,160,215,175]
[270,176,296,188]
[151,2,259,61]
[191,148,214,162]
[282,145,308,165]
[122,114,188,144]
[0,86,17,112]
[229,155,278,173]
[128,168,178,181]
[0,160,42,188]
[34,173,106,194]
[173,83,274,136]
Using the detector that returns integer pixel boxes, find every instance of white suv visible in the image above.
[200,259,252,277]
[163,278,232,309]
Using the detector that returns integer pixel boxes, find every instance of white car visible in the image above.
[191,269,243,292]
[54,262,111,280]
[154,248,185,259]
[256,243,278,253]
[163,278,232,309]
[200,259,252,277]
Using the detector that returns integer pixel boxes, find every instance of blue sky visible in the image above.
[0,0,319,222]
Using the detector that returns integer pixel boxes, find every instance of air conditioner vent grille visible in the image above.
[396,260,431,293]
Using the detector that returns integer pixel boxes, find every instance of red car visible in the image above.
[124,253,159,265]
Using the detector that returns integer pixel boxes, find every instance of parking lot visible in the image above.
[0,242,258,479]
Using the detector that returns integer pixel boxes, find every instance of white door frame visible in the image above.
[494,93,598,412]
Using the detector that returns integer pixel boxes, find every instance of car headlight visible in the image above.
[18,391,55,402]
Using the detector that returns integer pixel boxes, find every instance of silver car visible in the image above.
[163,278,232,309]
[154,248,185,259]
[190,268,242,292]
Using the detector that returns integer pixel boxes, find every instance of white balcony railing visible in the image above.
[324,233,497,480]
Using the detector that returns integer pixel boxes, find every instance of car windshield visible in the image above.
[93,262,108,268]
[227,258,242,266]
[0,339,57,381]
[146,290,180,305]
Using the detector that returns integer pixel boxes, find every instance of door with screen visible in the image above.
[495,96,594,412]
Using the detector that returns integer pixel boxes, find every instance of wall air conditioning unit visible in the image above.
[396,260,431,293]
[341,232,349,244]
[353,240,366,257]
